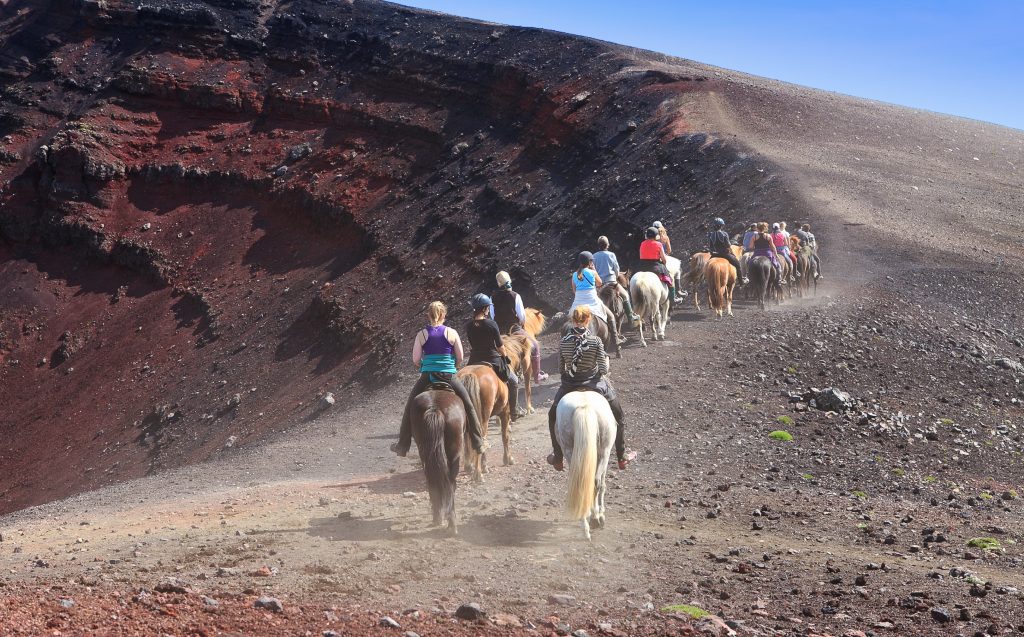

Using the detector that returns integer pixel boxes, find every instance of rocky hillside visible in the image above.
[0,0,807,513]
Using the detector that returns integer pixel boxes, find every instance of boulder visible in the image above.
[814,387,854,412]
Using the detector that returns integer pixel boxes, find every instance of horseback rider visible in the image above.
[637,227,677,302]
[652,220,672,255]
[593,236,640,324]
[467,293,522,421]
[771,223,798,280]
[797,223,823,280]
[708,217,748,285]
[491,271,548,382]
[547,305,630,471]
[752,222,784,283]
[742,223,758,253]
[392,301,485,457]
[569,251,622,348]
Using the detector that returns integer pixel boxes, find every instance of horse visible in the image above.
[524,307,546,338]
[665,255,682,304]
[456,365,511,481]
[555,391,616,541]
[409,389,465,534]
[598,280,627,335]
[704,257,737,318]
[629,271,669,346]
[501,332,534,413]
[682,252,709,311]
[747,255,777,310]
[794,250,812,298]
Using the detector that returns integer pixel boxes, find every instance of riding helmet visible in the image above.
[470,293,493,310]
[645,227,658,239]
[577,251,594,267]
[495,271,512,288]
[652,220,663,229]
[713,217,725,228]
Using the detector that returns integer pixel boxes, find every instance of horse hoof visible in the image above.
[503,456,515,466]
[615,350,622,359]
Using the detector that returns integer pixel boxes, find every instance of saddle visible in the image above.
[426,381,455,393]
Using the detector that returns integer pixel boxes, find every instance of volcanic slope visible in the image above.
[0,0,804,512]
[2,0,1024,635]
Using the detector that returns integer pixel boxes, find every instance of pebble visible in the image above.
[59,599,75,609]
[547,594,577,606]
[454,602,486,621]
[254,597,283,613]
[930,606,951,623]
[379,616,401,629]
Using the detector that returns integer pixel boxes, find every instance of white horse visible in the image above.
[556,391,615,541]
[665,254,682,302]
[629,271,669,346]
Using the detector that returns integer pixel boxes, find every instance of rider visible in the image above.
[652,220,672,255]
[547,305,629,471]
[742,223,758,253]
[467,293,522,421]
[753,222,784,283]
[491,271,548,382]
[771,223,797,280]
[708,217,748,285]
[637,227,677,302]
[570,251,621,348]
[392,301,485,457]
[593,236,640,324]
[798,223,823,279]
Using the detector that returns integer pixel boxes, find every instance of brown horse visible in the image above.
[598,282,626,334]
[747,255,778,310]
[524,307,546,338]
[410,389,465,534]
[704,257,737,318]
[682,252,710,311]
[794,250,812,298]
[501,332,534,413]
[456,365,512,481]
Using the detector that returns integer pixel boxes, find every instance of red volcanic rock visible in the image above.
[0,0,796,513]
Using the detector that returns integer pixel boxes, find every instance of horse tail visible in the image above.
[422,408,454,519]
[566,401,598,520]
[461,372,482,423]
[707,261,725,310]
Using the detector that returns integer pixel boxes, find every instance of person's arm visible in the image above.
[595,338,609,377]
[412,330,425,368]
[514,294,526,324]
[592,269,603,287]
[658,245,667,264]
[488,305,494,320]
[663,235,672,255]
[448,328,465,366]
[610,253,621,277]
[570,273,577,292]
[492,323,506,357]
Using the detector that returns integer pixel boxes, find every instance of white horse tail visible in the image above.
[566,402,598,520]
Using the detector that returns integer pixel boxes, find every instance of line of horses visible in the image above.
[405,245,820,539]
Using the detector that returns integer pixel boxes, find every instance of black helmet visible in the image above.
[470,293,492,310]
[645,227,658,239]
[577,251,594,268]
[712,217,725,228]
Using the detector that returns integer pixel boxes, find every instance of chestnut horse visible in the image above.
[502,332,534,412]
[456,364,512,482]
[704,257,737,318]
[410,389,465,534]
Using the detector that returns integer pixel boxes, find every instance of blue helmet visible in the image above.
[712,217,725,228]
[577,251,594,268]
[470,293,492,310]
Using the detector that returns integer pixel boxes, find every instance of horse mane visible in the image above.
[501,333,532,376]
[523,308,546,338]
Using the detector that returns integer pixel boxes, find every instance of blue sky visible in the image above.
[400,1,1024,131]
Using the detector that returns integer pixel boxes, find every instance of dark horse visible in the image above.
[597,277,628,334]
[410,389,465,534]
[748,255,778,310]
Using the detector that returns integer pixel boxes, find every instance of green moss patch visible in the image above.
[851,490,868,499]
[776,415,794,426]
[769,430,793,442]
[661,604,709,619]
[967,537,1001,551]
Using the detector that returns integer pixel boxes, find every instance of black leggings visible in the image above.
[548,386,626,462]
[711,252,742,280]
[397,373,482,451]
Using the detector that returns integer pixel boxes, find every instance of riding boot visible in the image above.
[607,313,622,348]
[622,295,639,323]
[608,398,627,462]
[547,404,563,464]
[507,377,520,421]
[668,284,676,305]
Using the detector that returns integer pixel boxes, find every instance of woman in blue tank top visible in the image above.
[392,301,484,457]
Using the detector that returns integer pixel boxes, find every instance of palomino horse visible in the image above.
[683,246,742,311]
[555,391,616,541]
[629,271,669,346]
[747,255,777,310]
[457,365,512,481]
[501,332,533,412]
[410,389,465,534]
[704,257,737,318]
